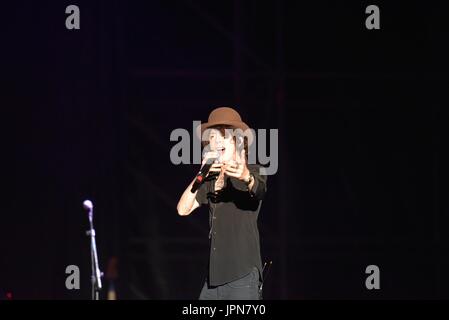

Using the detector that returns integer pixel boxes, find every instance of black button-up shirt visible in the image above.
[196,164,267,286]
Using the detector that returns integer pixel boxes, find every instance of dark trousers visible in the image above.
[199,267,261,300]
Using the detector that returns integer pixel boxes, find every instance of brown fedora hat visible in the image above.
[196,107,254,145]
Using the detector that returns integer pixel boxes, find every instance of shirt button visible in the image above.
[213,216,216,220]
[213,247,216,251]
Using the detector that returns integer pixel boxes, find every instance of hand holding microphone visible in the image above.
[206,153,224,174]
[190,150,221,193]
[200,150,222,176]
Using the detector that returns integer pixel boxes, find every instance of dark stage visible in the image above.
[1,0,448,300]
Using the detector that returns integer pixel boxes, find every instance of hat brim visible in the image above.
[196,120,254,145]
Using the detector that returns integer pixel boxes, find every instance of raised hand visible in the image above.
[224,149,250,182]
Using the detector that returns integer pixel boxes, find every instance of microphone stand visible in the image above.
[85,200,103,300]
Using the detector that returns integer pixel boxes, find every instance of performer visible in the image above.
[177,107,267,300]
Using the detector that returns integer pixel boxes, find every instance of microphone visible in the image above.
[83,200,93,221]
[83,199,103,299]
[83,199,93,210]
[191,153,219,193]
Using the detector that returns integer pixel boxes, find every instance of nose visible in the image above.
[215,135,224,146]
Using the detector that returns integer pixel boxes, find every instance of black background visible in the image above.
[1,0,448,299]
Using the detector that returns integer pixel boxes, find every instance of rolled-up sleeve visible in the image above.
[195,181,208,206]
[248,165,267,200]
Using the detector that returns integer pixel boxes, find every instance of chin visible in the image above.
[220,154,233,163]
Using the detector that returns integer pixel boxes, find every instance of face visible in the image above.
[208,128,236,163]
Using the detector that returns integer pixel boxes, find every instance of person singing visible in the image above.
[177,107,267,300]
